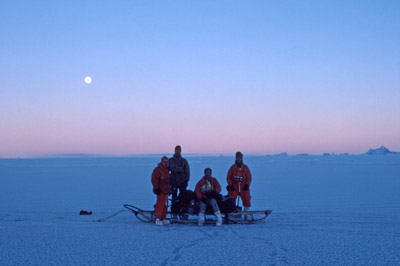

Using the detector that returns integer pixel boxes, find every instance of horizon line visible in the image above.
[0,148,397,159]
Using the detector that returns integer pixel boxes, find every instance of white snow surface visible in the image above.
[1,155,400,265]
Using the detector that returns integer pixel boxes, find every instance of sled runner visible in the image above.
[123,203,272,225]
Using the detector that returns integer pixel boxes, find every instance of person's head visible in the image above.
[235,151,243,165]
[204,168,212,178]
[161,156,169,168]
[174,145,182,157]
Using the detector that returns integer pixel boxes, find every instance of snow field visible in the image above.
[1,155,399,265]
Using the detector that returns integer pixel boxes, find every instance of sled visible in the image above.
[123,204,272,225]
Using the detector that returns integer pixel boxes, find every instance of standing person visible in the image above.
[195,168,223,226]
[151,156,171,225]
[169,145,190,202]
[226,151,252,218]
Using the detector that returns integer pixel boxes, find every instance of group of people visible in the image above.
[151,145,252,226]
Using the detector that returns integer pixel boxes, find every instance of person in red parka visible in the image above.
[195,168,223,226]
[226,151,252,216]
[151,156,170,225]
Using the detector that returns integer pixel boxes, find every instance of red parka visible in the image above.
[151,163,170,194]
[226,163,252,187]
[195,176,221,200]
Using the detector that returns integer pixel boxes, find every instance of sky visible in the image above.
[1,1,399,157]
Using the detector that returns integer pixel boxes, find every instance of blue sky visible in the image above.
[1,1,399,157]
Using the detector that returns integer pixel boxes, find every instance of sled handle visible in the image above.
[124,204,155,223]
[123,204,144,215]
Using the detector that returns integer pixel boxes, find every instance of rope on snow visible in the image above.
[93,209,126,222]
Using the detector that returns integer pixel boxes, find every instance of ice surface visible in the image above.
[1,155,400,265]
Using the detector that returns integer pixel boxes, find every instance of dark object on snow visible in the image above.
[170,201,182,214]
[80,210,92,215]
[171,189,198,214]
[219,197,237,213]
[178,189,197,203]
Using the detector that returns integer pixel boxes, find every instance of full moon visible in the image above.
[84,76,92,84]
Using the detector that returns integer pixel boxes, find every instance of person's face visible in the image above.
[174,147,181,157]
[161,158,169,167]
[235,157,243,164]
[205,171,211,178]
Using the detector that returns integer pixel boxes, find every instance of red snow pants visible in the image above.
[228,184,251,207]
[154,193,168,220]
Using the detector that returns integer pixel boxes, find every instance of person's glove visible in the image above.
[153,188,161,195]
[243,184,249,191]
[200,197,208,204]
[227,185,235,191]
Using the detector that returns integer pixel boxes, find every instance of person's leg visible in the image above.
[154,194,166,225]
[176,185,189,220]
[199,201,207,214]
[208,198,222,226]
[171,185,178,202]
[208,198,220,213]
[161,194,171,224]
[170,185,178,218]
[161,194,168,220]
[176,185,187,201]
[198,201,207,226]
[241,189,251,207]
[241,189,252,220]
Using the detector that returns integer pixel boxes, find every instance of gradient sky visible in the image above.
[1,1,399,157]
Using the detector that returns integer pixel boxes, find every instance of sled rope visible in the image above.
[94,209,125,222]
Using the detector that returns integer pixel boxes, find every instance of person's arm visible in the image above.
[184,159,190,183]
[151,168,161,195]
[151,168,159,189]
[195,181,203,200]
[226,166,233,186]
[245,165,252,185]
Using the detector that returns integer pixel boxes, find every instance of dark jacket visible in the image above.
[169,156,190,187]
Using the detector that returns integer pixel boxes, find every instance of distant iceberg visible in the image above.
[366,146,397,155]
[271,152,288,157]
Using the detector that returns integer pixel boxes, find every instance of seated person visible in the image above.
[194,168,222,226]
